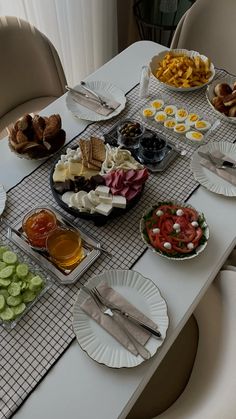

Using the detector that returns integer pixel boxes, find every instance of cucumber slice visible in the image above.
[0,246,9,260]
[0,306,14,321]
[2,251,18,265]
[0,261,7,271]
[20,281,29,291]
[13,303,26,317]
[16,263,29,278]
[0,295,5,311]
[29,275,43,291]
[7,295,22,307]
[0,266,14,279]
[0,278,11,287]
[8,282,21,297]
[22,290,36,303]
[0,289,9,299]
[25,272,34,281]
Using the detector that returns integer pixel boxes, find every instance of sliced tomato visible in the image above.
[182,207,199,222]
[172,243,197,253]
[192,227,203,244]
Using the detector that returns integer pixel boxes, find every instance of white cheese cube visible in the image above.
[95,203,113,216]
[99,194,113,205]
[112,195,126,208]
[95,185,110,197]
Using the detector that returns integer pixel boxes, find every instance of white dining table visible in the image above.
[1,40,235,419]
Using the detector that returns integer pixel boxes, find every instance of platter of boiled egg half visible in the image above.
[50,137,148,225]
[140,95,218,146]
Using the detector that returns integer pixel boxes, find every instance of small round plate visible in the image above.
[66,80,126,122]
[73,269,169,368]
[0,184,7,215]
[191,141,236,196]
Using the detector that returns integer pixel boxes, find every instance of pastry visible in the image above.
[228,105,236,117]
[214,83,232,97]
[43,114,61,138]
[211,96,229,115]
[223,91,236,107]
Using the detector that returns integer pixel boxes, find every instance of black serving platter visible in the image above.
[50,166,144,227]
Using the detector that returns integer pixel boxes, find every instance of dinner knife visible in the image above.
[198,151,236,168]
[81,285,162,339]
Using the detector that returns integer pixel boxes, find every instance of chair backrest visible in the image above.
[170,0,236,74]
[0,16,66,119]
[154,269,236,419]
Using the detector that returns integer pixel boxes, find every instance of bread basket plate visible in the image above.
[140,201,209,261]
[8,129,66,161]
[206,75,236,125]
[149,49,215,92]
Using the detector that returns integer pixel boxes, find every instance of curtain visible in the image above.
[0,0,118,86]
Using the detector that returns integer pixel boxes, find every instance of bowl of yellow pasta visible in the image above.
[149,49,215,92]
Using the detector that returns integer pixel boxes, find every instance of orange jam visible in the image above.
[22,208,57,248]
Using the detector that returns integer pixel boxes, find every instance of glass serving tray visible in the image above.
[8,205,101,285]
[0,235,52,330]
[103,122,179,173]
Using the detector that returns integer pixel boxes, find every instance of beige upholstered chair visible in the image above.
[0,16,66,140]
[128,268,236,419]
[170,0,236,74]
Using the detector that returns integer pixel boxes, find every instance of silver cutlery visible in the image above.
[198,151,236,169]
[66,85,115,110]
[81,285,162,338]
[80,285,151,359]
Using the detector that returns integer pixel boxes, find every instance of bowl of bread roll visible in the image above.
[8,113,66,159]
[206,75,236,124]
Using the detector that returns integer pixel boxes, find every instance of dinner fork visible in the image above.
[88,287,151,360]
[92,287,162,338]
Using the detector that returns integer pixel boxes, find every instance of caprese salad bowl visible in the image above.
[140,201,209,260]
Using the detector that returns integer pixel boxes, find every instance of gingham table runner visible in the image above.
[0,68,235,419]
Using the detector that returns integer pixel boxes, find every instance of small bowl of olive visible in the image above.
[117,119,145,149]
[138,132,167,164]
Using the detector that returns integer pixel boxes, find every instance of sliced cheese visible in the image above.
[112,195,126,208]
[95,203,113,216]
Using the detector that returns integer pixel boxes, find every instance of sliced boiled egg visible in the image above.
[176,108,188,122]
[186,131,204,142]
[186,113,200,126]
[164,105,177,116]
[174,123,190,134]
[154,111,167,123]
[164,118,176,129]
[142,107,155,119]
[194,120,211,131]
[150,99,164,110]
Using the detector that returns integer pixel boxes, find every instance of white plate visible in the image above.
[140,201,209,261]
[73,270,169,368]
[191,141,236,196]
[66,81,126,122]
[149,49,215,92]
[206,75,236,125]
[0,184,7,215]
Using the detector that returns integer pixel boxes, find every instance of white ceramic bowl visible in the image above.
[149,49,215,92]
[206,75,236,125]
[140,200,209,261]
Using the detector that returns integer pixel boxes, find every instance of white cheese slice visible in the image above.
[81,194,95,212]
[53,168,68,182]
[87,190,100,206]
[68,161,82,176]
[112,195,126,208]
[95,185,110,197]
[61,191,75,205]
[95,203,113,216]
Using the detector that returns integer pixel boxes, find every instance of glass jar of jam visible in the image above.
[22,208,58,249]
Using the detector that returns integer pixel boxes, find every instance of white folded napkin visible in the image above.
[200,150,236,186]
[80,280,158,356]
[69,91,120,116]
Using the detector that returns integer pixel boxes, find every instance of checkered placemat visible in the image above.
[0,68,235,419]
